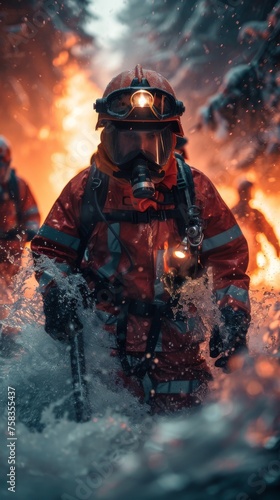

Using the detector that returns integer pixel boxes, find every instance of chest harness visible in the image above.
[77,154,204,378]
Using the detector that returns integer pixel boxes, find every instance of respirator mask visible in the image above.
[101,122,174,198]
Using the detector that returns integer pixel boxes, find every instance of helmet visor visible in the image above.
[95,88,184,121]
[102,123,174,167]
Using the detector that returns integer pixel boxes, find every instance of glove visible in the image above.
[0,228,35,241]
[43,286,82,342]
[25,229,37,242]
[210,306,250,372]
[0,228,20,240]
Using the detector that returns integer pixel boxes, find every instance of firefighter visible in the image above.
[31,66,251,414]
[232,179,280,274]
[0,135,40,353]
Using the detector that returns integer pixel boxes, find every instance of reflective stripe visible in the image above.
[132,371,201,401]
[38,224,80,251]
[215,284,249,306]
[26,220,39,230]
[155,379,201,394]
[38,262,72,291]
[97,223,122,278]
[154,249,165,299]
[23,206,40,216]
[202,224,242,252]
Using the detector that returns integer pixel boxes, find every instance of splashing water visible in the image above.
[0,257,279,500]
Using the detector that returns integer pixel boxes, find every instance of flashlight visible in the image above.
[173,237,189,259]
[173,222,203,260]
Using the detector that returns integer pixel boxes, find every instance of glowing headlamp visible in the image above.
[130,90,154,110]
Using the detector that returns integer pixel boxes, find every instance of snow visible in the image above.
[0,257,279,499]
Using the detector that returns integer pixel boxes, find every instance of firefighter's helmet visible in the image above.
[94,65,185,135]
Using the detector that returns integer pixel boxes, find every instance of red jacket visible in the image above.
[0,170,40,267]
[31,155,250,352]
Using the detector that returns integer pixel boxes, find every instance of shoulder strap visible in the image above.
[8,169,22,224]
[173,153,196,238]
[77,163,109,266]
[175,153,195,206]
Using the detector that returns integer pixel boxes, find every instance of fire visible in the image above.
[250,190,280,288]
[50,63,102,196]
[38,127,51,140]
[219,184,280,290]
[1,59,104,317]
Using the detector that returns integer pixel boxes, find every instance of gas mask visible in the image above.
[101,122,174,198]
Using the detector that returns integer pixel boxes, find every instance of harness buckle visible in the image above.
[158,210,167,221]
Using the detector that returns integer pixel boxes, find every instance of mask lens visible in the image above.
[108,92,132,116]
[102,123,173,167]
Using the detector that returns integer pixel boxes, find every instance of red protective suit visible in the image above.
[31,151,250,412]
[0,170,40,334]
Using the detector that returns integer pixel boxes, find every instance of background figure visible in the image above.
[0,135,40,347]
[232,179,279,274]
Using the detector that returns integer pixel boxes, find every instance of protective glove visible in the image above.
[0,228,20,240]
[0,227,35,241]
[25,229,37,242]
[43,286,82,342]
[210,306,250,373]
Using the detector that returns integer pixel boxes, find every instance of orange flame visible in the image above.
[250,190,280,288]
[50,63,102,195]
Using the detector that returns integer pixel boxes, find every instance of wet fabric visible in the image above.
[31,154,250,412]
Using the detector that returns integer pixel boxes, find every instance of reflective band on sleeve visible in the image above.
[155,379,201,394]
[215,284,249,305]
[97,223,122,279]
[202,224,242,253]
[23,206,40,216]
[26,220,39,230]
[140,375,201,402]
[38,224,80,250]
[38,262,73,291]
